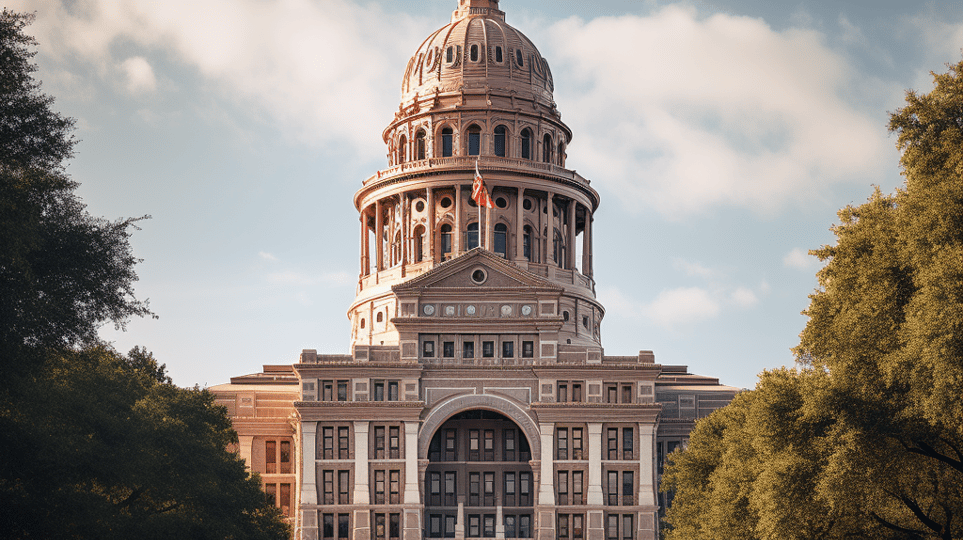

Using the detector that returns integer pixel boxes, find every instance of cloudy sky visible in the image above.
[9,0,963,389]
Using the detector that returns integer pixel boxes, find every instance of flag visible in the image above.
[472,161,495,209]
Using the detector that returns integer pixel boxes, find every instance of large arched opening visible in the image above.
[422,403,536,539]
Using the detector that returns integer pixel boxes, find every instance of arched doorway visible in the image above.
[424,411,534,539]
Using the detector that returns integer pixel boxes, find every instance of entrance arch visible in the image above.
[419,394,540,459]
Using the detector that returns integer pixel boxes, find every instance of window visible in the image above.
[522,340,534,358]
[495,46,503,63]
[468,126,481,156]
[266,440,277,473]
[441,224,453,259]
[484,430,494,461]
[494,126,507,157]
[445,471,457,506]
[389,381,399,401]
[372,513,401,540]
[443,341,455,358]
[338,380,348,401]
[519,472,532,506]
[503,429,516,461]
[543,134,553,163]
[323,470,335,504]
[520,129,532,159]
[469,472,480,505]
[558,514,585,540]
[442,127,453,157]
[558,141,565,166]
[558,470,569,504]
[323,427,334,459]
[523,225,532,260]
[622,471,634,506]
[504,471,516,506]
[323,381,334,401]
[554,229,564,265]
[572,383,583,402]
[494,223,507,256]
[484,514,495,537]
[463,340,475,359]
[606,384,618,404]
[573,428,583,460]
[428,472,441,505]
[374,470,385,504]
[339,470,350,503]
[606,515,633,540]
[445,429,457,461]
[607,471,618,506]
[413,225,425,262]
[446,46,454,63]
[469,430,480,461]
[374,426,386,458]
[622,384,633,404]
[322,513,351,540]
[390,426,400,458]
[558,383,568,403]
[519,515,531,538]
[339,427,350,459]
[391,470,401,504]
[482,341,495,358]
[398,135,407,164]
[470,44,479,62]
[502,341,514,358]
[484,472,495,506]
[373,381,384,401]
[469,515,480,538]
[557,428,568,460]
[516,49,523,66]
[416,130,427,160]
[321,380,349,402]
[607,428,618,460]
[423,340,435,358]
[623,428,634,460]
[505,516,517,539]
[573,471,584,504]
[467,222,479,249]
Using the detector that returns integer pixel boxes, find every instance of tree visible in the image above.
[0,9,151,375]
[1,346,291,540]
[663,57,963,540]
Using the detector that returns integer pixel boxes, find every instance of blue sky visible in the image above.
[9,0,963,389]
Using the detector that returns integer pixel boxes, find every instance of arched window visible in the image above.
[495,46,503,63]
[360,318,366,329]
[441,224,453,259]
[520,129,532,160]
[416,130,427,160]
[516,49,523,66]
[470,44,479,62]
[467,125,481,156]
[446,46,454,64]
[441,127,454,157]
[376,312,384,323]
[557,142,565,166]
[494,126,507,157]
[494,223,508,257]
[392,231,401,266]
[413,225,425,263]
[542,134,552,163]
[399,135,407,164]
[466,222,479,250]
[523,225,533,261]
[553,228,565,266]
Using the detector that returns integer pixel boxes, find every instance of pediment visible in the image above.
[392,248,563,296]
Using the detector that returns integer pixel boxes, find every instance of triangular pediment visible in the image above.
[392,248,563,296]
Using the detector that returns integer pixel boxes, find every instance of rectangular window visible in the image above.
[504,471,516,506]
[622,384,632,404]
[373,381,385,401]
[484,514,496,538]
[505,515,517,539]
[484,472,495,506]
[339,514,350,540]
[484,430,494,460]
[388,381,399,401]
[519,515,531,538]
[622,514,633,540]
[323,513,335,540]
[504,429,516,461]
[607,514,618,540]
[502,341,514,358]
[339,470,350,504]
[469,429,480,461]
[623,428,634,460]
[607,471,618,506]
[374,514,387,540]
[339,427,350,459]
[390,470,401,504]
[558,514,570,540]
[520,472,531,506]
[445,471,457,506]
[375,426,386,459]
[266,440,277,473]
[469,131,480,156]
[622,471,634,506]
[606,384,618,404]
[323,470,334,505]
[558,470,569,505]
[607,428,618,460]
[573,471,584,505]
[423,341,435,358]
[522,340,534,358]
[280,441,291,473]
[265,482,277,505]
[558,383,568,402]
[482,341,495,358]
[442,133,453,157]
[375,470,386,504]
[469,472,480,506]
[389,426,400,459]
[572,383,583,402]
[429,472,441,506]
[468,515,480,538]
[445,429,457,461]
[574,514,584,540]
[323,381,334,401]
[443,341,455,358]
[323,427,334,459]
[338,380,349,401]
[572,428,583,460]
[445,515,456,538]
[557,428,568,460]
[390,513,400,540]
[463,341,475,359]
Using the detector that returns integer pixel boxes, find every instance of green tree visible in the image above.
[1,346,290,540]
[663,57,963,540]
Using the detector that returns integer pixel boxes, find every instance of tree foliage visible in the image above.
[0,11,290,538]
[663,57,963,540]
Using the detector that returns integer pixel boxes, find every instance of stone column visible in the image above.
[404,422,421,504]
[401,194,409,274]
[360,210,368,277]
[567,200,576,270]
[454,184,462,255]
[582,209,592,278]
[543,192,554,265]
[375,200,384,273]
[353,421,370,504]
[587,423,603,504]
[238,435,254,471]
[515,187,525,261]
[638,423,657,506]
[426,188,435,262]
[538,423,555,505]
[301,422,317,505]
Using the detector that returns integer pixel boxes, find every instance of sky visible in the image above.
[8,0,963,390]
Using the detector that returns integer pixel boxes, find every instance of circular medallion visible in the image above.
[423,304,435,316]
[445,305,455,316]
[501,305,513,316]
[466,305,476,316]
[521,305,533,316]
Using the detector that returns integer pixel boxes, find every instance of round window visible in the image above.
[440,197,452,209]
[415,200,425,212]
[523,198,533,211]
[471,268,487,285]
[495,197,508,209]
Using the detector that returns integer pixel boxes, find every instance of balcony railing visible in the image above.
[363,156,591,189]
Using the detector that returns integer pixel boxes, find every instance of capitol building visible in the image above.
[210,2,738,539]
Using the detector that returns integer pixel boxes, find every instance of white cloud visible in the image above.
[730,286,759,308]
[647,287,721,327]
[674,259,714,278]
[267,270,353,287]
[258,251,278,261]
[783,247,817,269]
[15,0,430,152]
[544,6,888,217]
[120,56,156,94]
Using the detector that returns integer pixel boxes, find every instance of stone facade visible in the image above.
[213,2,738,539]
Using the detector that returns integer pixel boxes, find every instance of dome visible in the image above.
[400,0,555,109]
